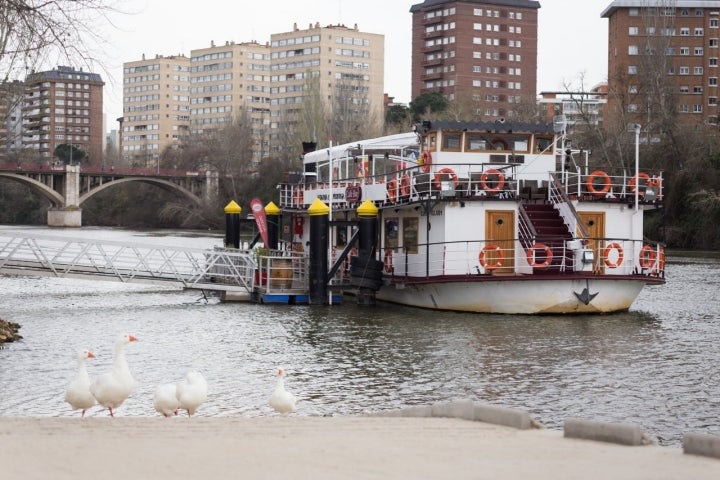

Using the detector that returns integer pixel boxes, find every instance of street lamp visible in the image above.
[633,123,640,212]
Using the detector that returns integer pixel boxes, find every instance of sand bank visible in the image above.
[0,417,717,479]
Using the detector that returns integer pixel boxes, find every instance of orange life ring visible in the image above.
[587,170,611,197]
[293,188,304,207]
[478,244,504,270]
[604,242,624,268]
[629,173,650,193]
[526,243,553,269]
[639,244,657,269]
[434,168,459,190]
[419,151,432,173]
[400,173,411,197]
[383,249,394,273]
[480,169,505,193]
[387,178,398,203]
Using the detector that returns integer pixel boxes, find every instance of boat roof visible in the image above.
[303,132,420,165]
[417,120,556,135]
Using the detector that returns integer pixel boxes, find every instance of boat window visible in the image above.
[441,132,462,151]
[535,136,553,153]
[384,218,399,252]
[466,134,489,151]
[402,218,419,254]
[425,133,437,152]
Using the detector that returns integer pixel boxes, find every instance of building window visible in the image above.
[681,28,691,36]
[629,26,638,35]
[628,104,638,112]
[695,47,704,55]
[695,28,704,36]
[711,58,719,67]
[629,8,639,16]
[628,65,638,75]
[679,104,689,113]
[694,104,703,113]
[629,85,638,94]
[710,97,718,106]
[680,66,690,75]
[710,77,718,86]
[711,18,719,28]
[711,39,719,48]
[680,85,690,93]
[680,47,690,55]
[695,66,704,75]
[629,45,639,55]
[694,86,703,94]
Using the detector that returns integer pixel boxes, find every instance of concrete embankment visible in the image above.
[1,402,718,480]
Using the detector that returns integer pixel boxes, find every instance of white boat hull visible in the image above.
[376,278,649,314]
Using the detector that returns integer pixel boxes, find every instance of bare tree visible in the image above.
[0,1,119,83]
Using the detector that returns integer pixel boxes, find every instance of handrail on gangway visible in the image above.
[0,231,256,293]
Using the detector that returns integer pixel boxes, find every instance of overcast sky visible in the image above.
[88,0,609,128]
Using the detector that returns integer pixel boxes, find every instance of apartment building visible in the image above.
[602,0,720,128]
[410,0,540,120]
[189,41,271,165]
[22,66,104,163]
[0,81,25,161]
[269,22,384,152]
[122,54,191,168]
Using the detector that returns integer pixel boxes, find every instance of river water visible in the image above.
[0,226,718,447]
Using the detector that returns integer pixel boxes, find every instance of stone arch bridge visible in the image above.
[0,163,218,227]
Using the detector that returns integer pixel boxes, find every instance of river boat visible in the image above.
[276,118,665,314]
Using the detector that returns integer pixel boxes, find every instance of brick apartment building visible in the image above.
[410,0,539,120]
[21,66,105,164]
[602,0,720,129]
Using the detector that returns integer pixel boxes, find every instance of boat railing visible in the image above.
[381,237,665,280]
[566,168,664,204]
[548,172,590,239]
[255,250,308,294]
[277,163,664,209]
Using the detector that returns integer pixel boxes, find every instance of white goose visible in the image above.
[175,370,207,417]
[64,349,97,417]
[153,382,179,418]
[268,367,297,414]
[89,334,138,417]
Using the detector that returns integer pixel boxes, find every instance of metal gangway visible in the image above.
[0,230,257,294]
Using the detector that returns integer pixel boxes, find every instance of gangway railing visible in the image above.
[0,231,256,293]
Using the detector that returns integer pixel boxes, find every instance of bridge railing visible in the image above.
[0,231,255,292]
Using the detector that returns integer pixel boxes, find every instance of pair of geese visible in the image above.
[64,333,297,417]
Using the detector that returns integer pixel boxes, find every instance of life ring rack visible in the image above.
[400,173,411,197]
[387,178,399,203]
[383,249,394,274]
[434,168,459,190]
[480,168,505,194]
[629,173,650,193]
[419,151,432,173]
[526,243,553,269]
[587,170,611,197]
[604,242,624,268]
[478,244,504,270]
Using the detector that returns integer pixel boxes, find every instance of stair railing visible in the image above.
[517,203,538,250]
[548,172,590,239]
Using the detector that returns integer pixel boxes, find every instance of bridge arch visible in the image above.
[80,177,203,206]
[0,173,65,206]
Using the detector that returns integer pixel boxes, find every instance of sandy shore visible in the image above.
[0,417,717,479]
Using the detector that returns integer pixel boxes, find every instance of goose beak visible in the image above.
[87,351,96,358]
[128,335,138,342]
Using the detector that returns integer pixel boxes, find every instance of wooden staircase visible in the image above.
[521,202,574,272]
